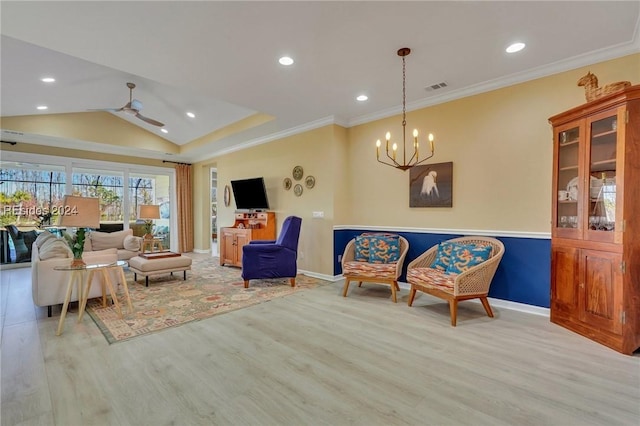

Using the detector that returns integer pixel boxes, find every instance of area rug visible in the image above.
[86,254,330,344]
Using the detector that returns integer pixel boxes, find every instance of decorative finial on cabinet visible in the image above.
[577,71,631,102]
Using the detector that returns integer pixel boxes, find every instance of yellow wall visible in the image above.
[197,125,345,275]
[197,53,639,276]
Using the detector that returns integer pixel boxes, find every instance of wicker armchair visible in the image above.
[341,234,409,303]
[407,236,504,326]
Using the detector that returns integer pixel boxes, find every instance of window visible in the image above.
[0,162,66,227]
[72,168,124,225]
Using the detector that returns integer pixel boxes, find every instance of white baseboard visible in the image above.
[193,249,210,254]
[396,281,549,316]
[298,269,342,282]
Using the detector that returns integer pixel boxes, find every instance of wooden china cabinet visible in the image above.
[548,84,640,355]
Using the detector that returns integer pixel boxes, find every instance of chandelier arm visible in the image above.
[412,151,435,167]
[384,146,401,166]
[377,157,402,168]
[406,146,419,165]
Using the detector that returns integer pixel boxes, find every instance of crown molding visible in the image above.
[348,41,640,128]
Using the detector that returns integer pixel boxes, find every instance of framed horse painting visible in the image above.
[409,162,453,207]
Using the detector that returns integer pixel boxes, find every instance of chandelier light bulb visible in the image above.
[386,132,391,141]
[392,143,398,151]
[413,129,418,138]
[376,140,381,147]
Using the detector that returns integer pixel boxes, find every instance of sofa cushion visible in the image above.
[35,230,57,248]
[407,267,456,291]
[123,235,141,251]
[38,237,72,260]
[90,229,132,251]
[342,260,397,277]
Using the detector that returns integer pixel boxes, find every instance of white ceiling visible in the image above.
[1,1,639,163]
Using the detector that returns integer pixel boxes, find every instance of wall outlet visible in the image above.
[299,251,305,260]
[312,211,324,218]
[337,254,342,263]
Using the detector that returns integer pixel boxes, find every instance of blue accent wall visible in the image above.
[334,229,551,308]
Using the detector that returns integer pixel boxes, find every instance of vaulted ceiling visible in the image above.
[1,1,639,163]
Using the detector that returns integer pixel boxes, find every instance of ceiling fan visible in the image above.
[90,82,165,127]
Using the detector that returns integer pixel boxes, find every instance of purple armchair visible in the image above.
[242,216,302,288]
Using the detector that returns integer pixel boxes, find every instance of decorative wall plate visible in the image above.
[305,175,315,189]
[224,185,231,207]
[283,177,292,190]
[292,165,304,181]
[294,184,303,196]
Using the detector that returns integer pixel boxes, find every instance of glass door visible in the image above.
[586,110,620,243]
[555,123,582,238]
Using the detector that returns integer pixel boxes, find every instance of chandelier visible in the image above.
[376,47,435,171]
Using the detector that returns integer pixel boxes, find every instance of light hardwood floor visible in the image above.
[1,259,639,426]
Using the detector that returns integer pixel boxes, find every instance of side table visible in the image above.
[54,260,132,336]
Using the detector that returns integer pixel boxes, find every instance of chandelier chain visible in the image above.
[402,55,406,126]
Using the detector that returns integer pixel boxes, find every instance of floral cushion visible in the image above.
[430,242,456,271]
[354,235,371,262]
[343,261,397,277]
[407,267,456,291]
[353,233,401,264]
[446,244,492,274]
[368,234,400,264]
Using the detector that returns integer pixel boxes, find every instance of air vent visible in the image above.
[425,82,448,92]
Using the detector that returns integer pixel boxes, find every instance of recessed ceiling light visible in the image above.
[161,128,168,134]
[356,95,368,102]
[279,56,294,66]
[506,42,526,53]
[186,112,195,118]
[36,105,48,110]
[41,77,56,83]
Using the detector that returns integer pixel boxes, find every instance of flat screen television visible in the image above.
[230,177,270,211]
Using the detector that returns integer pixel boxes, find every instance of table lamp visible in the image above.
[138,205,160,240]
[58,195,101,267]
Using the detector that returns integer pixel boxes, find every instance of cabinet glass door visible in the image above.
[556,126,580,230]
[587,113,617,241]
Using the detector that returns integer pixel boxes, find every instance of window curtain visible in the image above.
[175,164,194,253]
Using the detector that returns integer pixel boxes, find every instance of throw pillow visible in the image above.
[368,234,400,264]
[35,230,56,248]
[38,238,72,260]
[90,229,133,251]
[445,244,493,275]
[354,235,371,262]
[430,242,456,271]
[123,235,141,251]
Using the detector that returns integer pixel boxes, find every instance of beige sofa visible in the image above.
[31,229,141,316]
[85,229,141,261]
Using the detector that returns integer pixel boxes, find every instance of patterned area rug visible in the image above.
[86,254,330,343]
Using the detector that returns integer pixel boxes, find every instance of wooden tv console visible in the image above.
[220,211,276,267]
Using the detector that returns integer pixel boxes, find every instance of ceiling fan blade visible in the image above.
[135,112,164,127]
[87,108,123,112]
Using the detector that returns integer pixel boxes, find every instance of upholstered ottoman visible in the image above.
[128,254,192,287]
